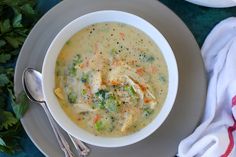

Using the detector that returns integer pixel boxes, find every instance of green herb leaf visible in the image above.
[95,121,104,131]
[67,91,77,104]
[5,36,24,48]
[0,74,10,87]
[124,85,136,96]
[0,54,11,63]
[95,89,108,101]
[104,96,118,112]
[0,111,18,130]
[81,89,87,96]
[0,40,6,48]
[73,54,83,64]
[12,13,23,28]
[0,0,38,154]
[146,56,155,62]
[81,73,89,83]
[68,65,77,77]
[0,19,11,33]
[143,107,154,117]
[0,137,6,146]
[14,91,29,119]
[20,3,36,17]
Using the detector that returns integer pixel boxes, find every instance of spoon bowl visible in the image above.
[22,68,44,103]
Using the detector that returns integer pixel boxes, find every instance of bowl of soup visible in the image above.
[42,10,178,147]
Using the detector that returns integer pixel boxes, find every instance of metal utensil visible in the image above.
[22,68,90,156]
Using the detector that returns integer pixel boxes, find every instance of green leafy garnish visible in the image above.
[146,56,155,62]
[139,52,155,62]
[81,89,87,96]
[68,54,83,77]
[159,74,167,83]
[143,107,154,117]
[10,91,29,119]
[68,91,77,104]
[104,95,118,112]
[95,90,118,112]
[94,121,104,131]
[95,89,108,101]
[81,73,89,83]
[73,54,83,64]
[68,65,77,77]
[0,0,38,154]
[0,111,18,130]
[94,90,108,109]
[124,85,136,96]
[0,74,10,87]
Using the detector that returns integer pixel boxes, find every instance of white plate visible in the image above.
[14,0,206,156]
[186,0,236,8]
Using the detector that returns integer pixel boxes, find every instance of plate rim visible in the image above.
[186,0,236,8]
[14,0,207,156]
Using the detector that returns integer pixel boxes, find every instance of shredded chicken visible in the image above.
[73,102,96,113]
[90,71,103,93]
[121,108,140,132]
[54,88,64,100]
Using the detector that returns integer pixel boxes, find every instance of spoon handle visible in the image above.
[68,134,90,156]
[41,102,75,157]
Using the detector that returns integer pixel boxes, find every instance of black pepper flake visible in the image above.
[111,34,113,36]
[93,28,95,31]
[109,68,112,71]
[118,50,121,52]
[100,51,102,54]
[117,42,119,44]
[126,48,129,51]
[90,31,92,34]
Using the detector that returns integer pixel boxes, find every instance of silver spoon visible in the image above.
[22,68,90,157]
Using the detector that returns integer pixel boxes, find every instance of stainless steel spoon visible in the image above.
[22,68,90,157]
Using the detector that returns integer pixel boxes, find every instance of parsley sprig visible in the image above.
[0,0,38,154]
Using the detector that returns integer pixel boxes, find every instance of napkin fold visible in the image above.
[178,17,236,157]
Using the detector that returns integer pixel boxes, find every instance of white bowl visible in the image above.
[42,10,178,147]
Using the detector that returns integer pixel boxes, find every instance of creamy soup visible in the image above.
[54,23,168,136]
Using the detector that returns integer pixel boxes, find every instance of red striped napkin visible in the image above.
[178,17,236,157]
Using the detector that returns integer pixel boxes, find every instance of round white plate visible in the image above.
[14,0,206,156]
[186,0,236,8]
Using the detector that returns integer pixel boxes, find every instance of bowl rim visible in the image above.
[42,10,179,147]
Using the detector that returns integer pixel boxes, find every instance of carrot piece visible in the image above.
[93,114,101,123]
[144,98,153,103]
[79,60,89,69]
[136,67,145,76]
[79,63,85,68]
[136,83,147,92]
[110,80,120,85]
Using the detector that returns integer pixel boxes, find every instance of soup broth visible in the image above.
[54,22,168,136]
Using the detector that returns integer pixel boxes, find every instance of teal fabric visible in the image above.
[160,0,236,46]
[1,0,235,156]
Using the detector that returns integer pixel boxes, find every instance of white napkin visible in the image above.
[178,17,236,157]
